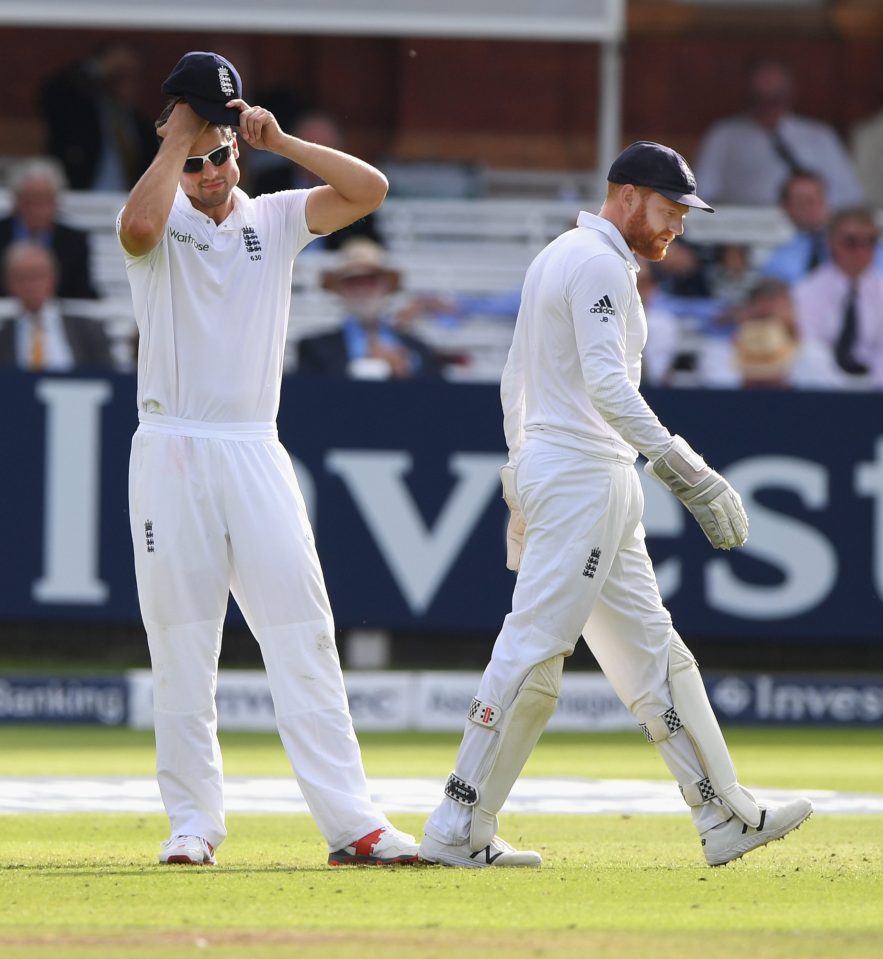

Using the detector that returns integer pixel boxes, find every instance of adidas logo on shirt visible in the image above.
[590,294,615,319]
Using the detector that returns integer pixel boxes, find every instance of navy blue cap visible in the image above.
[608,141,714,212]
[162,51,242,127]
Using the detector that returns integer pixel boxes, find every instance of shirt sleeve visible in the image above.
[260,189,326,252]
[115,206,162,266]
[500,311,526,466]
[569,253,673,460]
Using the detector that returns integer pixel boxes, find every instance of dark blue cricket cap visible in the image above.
[162,51,242,127]
[608,140,714,212]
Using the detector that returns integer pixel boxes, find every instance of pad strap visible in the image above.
[444,772,477,806]
[680,777,717,806]
[640,706,683,743]
[469,698,501,727]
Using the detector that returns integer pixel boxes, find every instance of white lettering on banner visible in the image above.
[637,468,683,599]
[854,436,883,603]
[754,675,883,722]
[33,379,112,603]
[705,457,836,618]
[326,450,504,614]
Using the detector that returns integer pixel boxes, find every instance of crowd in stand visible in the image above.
[1,48,883,390]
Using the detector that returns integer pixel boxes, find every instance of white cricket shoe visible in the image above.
[701,797,813,866]
[328,826,419,866]
[158,835,216,865]
[419,834,542,868]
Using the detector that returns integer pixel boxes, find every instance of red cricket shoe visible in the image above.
[328,826,419,866]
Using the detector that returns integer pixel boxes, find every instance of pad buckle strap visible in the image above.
[639,706,683,743]
[444,772,477,806]
[680,777,717,807]
[468,698,500,727]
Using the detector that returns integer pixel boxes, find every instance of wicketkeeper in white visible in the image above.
[118,51,418,867]
[419,141,812,868]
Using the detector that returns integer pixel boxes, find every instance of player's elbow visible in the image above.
[363,170,389,213]
[119,209,162,257]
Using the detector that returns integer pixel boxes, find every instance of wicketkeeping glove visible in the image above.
[500,465,526,571]
[645,436,748,550]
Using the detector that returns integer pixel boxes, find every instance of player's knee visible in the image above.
[668,631,698,677]
[467,654,563,731]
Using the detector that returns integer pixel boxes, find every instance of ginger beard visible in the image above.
[623,194,676,262]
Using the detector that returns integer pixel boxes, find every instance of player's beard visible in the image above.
[623,199,672,261]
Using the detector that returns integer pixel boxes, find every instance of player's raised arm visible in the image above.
[118,101,208,257]
[228,97,389,236]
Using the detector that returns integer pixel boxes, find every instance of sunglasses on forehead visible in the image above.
[183,144,233,174]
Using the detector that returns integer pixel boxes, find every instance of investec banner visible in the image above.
[124,669,883,731]
[0,676,128,725]
[125,669,634,732]
[1,372,883,641]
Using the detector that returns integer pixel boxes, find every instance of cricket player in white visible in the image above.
[118,51,418,867]
[419,141,812,868]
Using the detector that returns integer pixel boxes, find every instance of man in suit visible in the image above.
[0,242,113,370]
[297,238,444,378]
[0,159,99,300]
[39,43,157,192]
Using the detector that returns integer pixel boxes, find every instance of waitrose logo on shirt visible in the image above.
[169,228,209,251]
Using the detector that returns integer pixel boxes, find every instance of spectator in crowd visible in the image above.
[0,242,113,370]
[0,159,99,299]
[253,112,382,250]
[761,172,883,285]
[40,43,157,191]
[793,207,883,388]
[760,171,832,284]
[697,278,842,389]
[850,56,883,210]
[296,238,445,378]
[705,242,758,304]
[652,238,714,299]
[693,59,864,209]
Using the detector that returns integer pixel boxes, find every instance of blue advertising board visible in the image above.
[0,676,128,725]
[0,371,881,643]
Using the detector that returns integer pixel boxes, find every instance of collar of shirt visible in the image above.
[342,315,402,359]
[576,211,640,271]
[11,216,51,246]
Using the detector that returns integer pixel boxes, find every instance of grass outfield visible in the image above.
[1,725,882,792]
[0,726,881,959]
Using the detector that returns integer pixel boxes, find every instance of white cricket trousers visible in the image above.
[129,414,390,851]
[424,432,729,844]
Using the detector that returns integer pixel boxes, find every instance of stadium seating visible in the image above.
[0,187,796,379]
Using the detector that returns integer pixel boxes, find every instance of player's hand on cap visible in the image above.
[226,99,283,152]
[156,100,209,143]
[645,436,749,550]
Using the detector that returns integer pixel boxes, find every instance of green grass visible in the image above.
[0,726,881,958]
[2,726,882,793]
[1,814,881,958]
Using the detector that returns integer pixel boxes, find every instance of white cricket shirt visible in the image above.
[501,211,673,465]
[118,185,321,423]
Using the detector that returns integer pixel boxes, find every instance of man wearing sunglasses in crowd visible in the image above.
[117,51,420,868]
[793,205,883,387]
